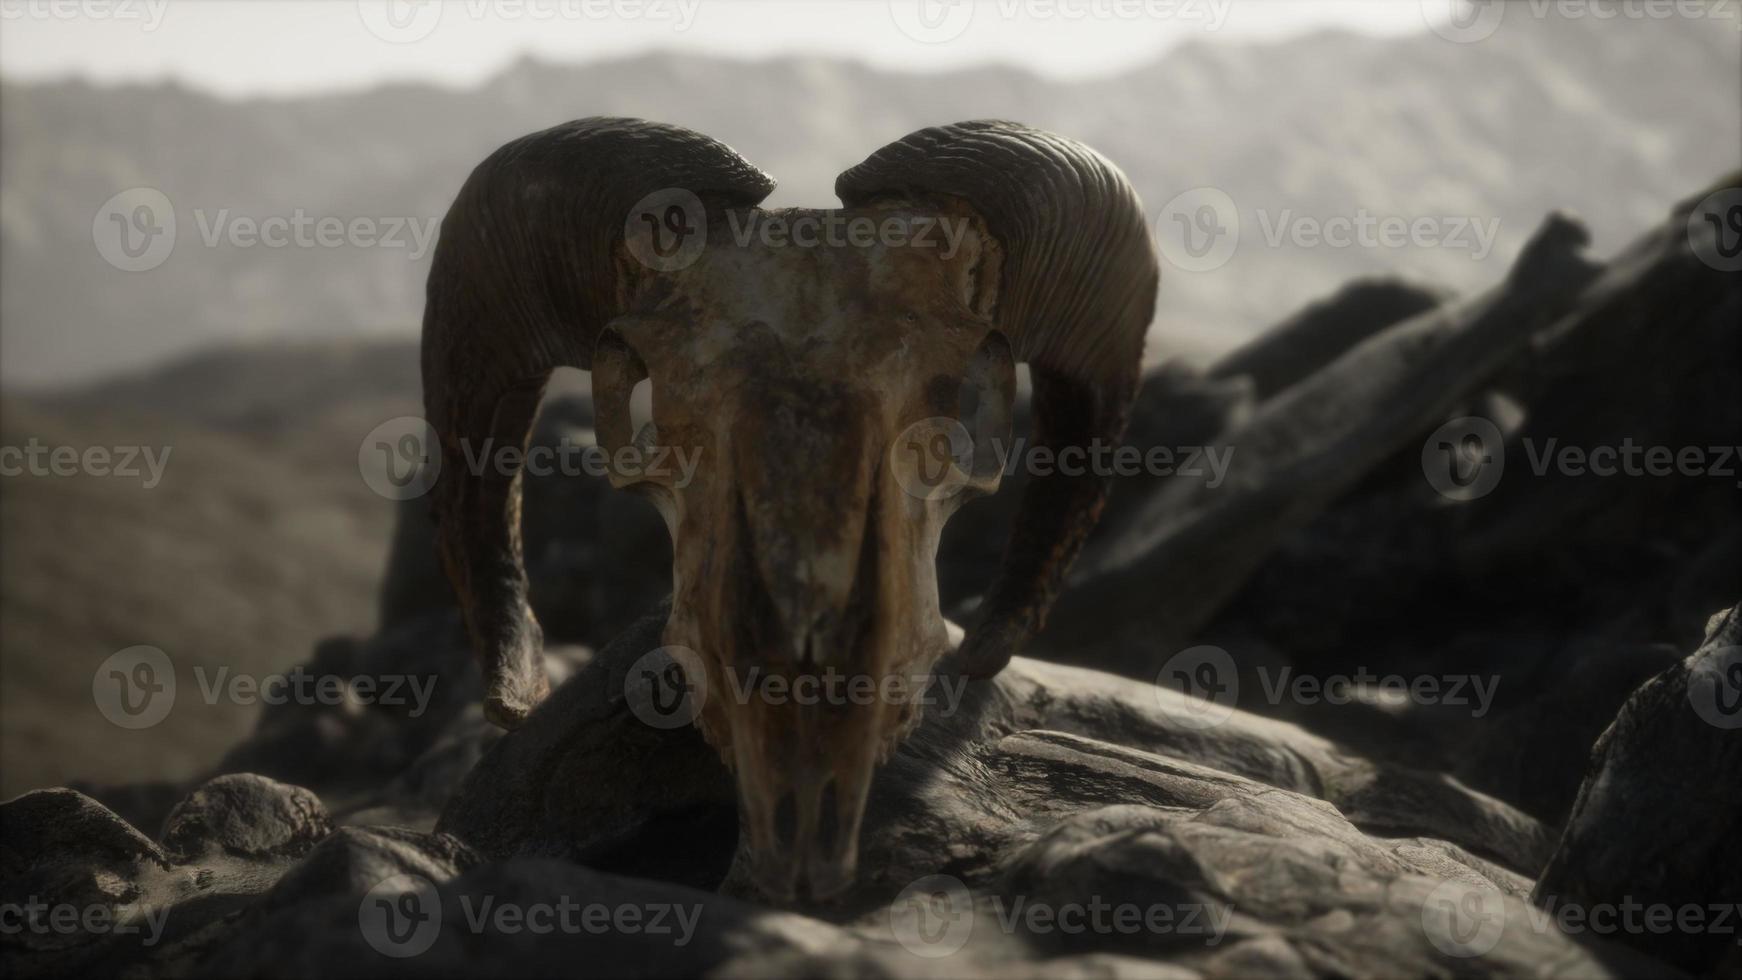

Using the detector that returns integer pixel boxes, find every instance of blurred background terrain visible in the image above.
[4,13,1737,386]
[1,4,1737,798]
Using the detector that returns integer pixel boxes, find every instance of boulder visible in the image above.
[1534,606,1742,974]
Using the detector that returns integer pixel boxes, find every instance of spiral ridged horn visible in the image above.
[422,117,774,727]
[837,120,1160,676]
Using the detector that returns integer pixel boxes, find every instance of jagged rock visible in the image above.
[1,792,170,977]
[1,788,272,978]
[9,661,1648,980]
[160,774,332,863]
[436,601,741,892]
[1452,638,1684,822]
[432,605,1577,976]
[200,613,582,826]
[202,859,815,980]
[0,788,169,881]
[251,826,481,916]
[1534,605,1742,974]
[23,598,1709,978]
[62,780,187,849]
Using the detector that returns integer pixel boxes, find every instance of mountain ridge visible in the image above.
[3,14,1735,386]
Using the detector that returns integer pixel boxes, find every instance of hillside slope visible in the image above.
[3,12,1735,385]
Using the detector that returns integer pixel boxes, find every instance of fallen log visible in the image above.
[1208,277,1451,400]
[1043,211,1605,671]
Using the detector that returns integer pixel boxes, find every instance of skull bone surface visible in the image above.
[422,117,1158,899]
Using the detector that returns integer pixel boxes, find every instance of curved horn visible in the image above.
[836,120,1159,678]
[423,117,774,728]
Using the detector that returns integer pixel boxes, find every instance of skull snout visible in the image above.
[728,698,879,902]
[708,386,901,900]
[731,387,879,668]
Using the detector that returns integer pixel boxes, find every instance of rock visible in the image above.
[160,774,332,863]
[436,600,741,892]
[435,603,1568,972]
[62,780,186,850]
[0,792,183,977]
[1533,605,1742,974]
[0,791,171,969]
[1453,638,1684,823]
[194,853,1183,980]
[0,605,1702,979]
[251,826,481,915]
[202,613,584,826]
[0,788,168,881]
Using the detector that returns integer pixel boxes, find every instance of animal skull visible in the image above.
[422,118,1158,899]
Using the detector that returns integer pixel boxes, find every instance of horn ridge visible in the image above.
[422,116,773,728]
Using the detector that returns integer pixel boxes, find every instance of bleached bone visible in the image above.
[421,118,1158,899]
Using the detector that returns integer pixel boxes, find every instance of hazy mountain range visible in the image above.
[2,11,1736,387]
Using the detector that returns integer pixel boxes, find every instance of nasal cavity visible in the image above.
[772,789,799,851]
[814,778,841,859]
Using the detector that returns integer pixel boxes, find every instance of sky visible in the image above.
[0,0,1439,96]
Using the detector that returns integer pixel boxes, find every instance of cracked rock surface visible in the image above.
[1,605,1704,978]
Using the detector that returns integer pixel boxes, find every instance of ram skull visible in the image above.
[423,118,1158,899]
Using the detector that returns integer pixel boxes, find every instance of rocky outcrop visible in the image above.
[2,621,1687,978]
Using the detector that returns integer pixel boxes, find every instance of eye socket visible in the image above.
[958,331,1016,494]
[592,328,667,490]
[889,333,1014,506]
[957,377,981,429]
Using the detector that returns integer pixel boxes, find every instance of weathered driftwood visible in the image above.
[1208,277,1451,400]
[1436,178,1742,588]
[1043,212,1603,669]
